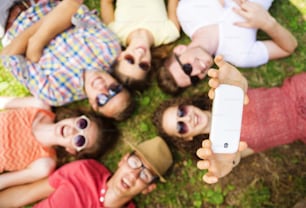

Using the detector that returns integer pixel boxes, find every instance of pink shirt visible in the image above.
[241,73,306,152]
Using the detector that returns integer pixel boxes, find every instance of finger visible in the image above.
[238,141,248,152]
[203,173,218,184]
[196,147,212,159]
[244,94,249,105]
[207,68,218,78]
[208,89,215,100]
[202,139,211,148]
[197,160,210,170]
[208,78,220,89]
[234,21,251,28]
[214,55,227,69]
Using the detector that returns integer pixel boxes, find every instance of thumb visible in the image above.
[214,55,227,69]
[238,141,248,152]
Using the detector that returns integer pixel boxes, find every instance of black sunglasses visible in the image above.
[177,105,188,135]
[124,54,151,71]
[96,84,123,107]
[174,54,200,85]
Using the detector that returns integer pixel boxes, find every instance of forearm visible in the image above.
[167,0,180,30]
[100,0,115,24]
[28,0,82,51]
[0,20,42,56]
[262,17,297,55]
[0,178,53,208]
[0,96,50,110]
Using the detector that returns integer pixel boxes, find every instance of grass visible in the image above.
[1,0,306,207]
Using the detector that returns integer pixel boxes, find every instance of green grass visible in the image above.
[1,0,306,207]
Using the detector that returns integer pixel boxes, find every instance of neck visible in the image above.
[103,178,133,208]
[33,122,57,146]
[190,25,219,56]
[127,29,154,48]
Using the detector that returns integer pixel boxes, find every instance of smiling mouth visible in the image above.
[121,178,130,190]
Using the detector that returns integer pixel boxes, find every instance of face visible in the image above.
[117,45,151,81]
[162,105,211,140]
[54,115,98,153]
[167,45,213,87]
[110,153,157,197]
[84,71,130,118]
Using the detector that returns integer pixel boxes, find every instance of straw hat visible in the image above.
[125,136,173,183]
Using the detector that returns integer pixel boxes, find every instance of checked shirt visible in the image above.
[1,0,121,106]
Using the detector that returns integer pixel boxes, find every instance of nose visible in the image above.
[129,168,142,183]
[179,114,192,124]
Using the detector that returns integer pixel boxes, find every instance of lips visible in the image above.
[121,178,131,190]
[135,47,146,55]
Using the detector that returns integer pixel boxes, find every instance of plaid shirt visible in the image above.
[1,0,121,106]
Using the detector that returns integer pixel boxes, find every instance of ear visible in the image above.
[141,183,157,195]
[118,153,130,167]
[173,44,187,55]
[65,147,77,155]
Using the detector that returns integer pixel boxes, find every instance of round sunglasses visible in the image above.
[72,115,90,152]
[177,105,189,135]
[174,54,200,85]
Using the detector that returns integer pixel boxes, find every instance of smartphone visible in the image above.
[210,84,244,154]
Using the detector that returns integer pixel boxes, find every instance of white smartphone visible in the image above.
[210,84,244,154]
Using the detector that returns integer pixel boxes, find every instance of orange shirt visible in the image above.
[0,108,56,172]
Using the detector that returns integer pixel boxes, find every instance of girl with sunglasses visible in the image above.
[0,96,119,190]
[101,0,180,90]
[153,56,306,183]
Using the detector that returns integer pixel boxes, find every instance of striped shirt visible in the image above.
[1,0,121,106]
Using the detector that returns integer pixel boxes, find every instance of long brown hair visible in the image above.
[53,107,119,167]
[153,94,211,156]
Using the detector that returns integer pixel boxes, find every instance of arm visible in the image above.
[167,0,180,30]
[0,178,54,208]
[0,96,50,110]
[233,1,297,60]
[26,0,83,62]
[100,0,115,24]
[0,158,55,190]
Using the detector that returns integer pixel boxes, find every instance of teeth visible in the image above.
[122,178,130,188]
[194,114,198,126]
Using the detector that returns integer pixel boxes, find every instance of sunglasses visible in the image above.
[127,152,158,184]
[72,115,90,152]
[177,105,188,135]
[174,54,200,85]
[124,54,151,71]
[96,83,123,107]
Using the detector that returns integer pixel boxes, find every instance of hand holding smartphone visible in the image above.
[210,84,244,153]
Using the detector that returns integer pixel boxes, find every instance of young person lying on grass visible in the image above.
[0,137,173,208]
[153,56,306,183]
[0,96,118,190]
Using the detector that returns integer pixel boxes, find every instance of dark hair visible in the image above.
[156,54,184,95]
[112,88,136,121]
[112,61,151,91]
[152,94,211,155]
[53,107,119,167]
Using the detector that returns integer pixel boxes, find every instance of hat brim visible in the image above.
[125,139,166,183]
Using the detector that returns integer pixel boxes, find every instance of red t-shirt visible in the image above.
[34,159,135,208]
